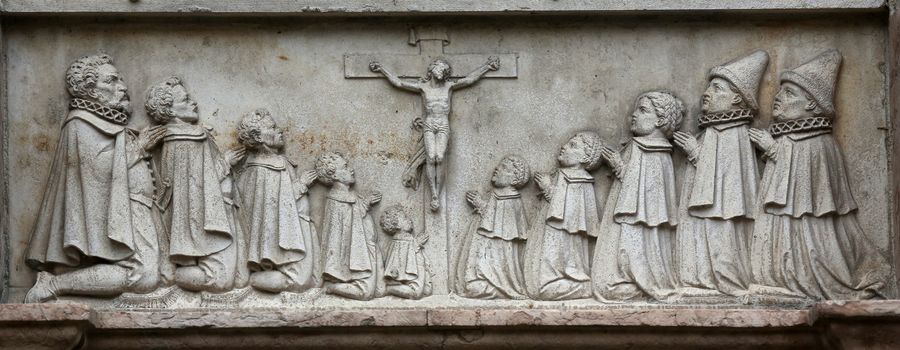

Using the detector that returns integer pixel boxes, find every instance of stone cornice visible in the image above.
[0,0,887,16]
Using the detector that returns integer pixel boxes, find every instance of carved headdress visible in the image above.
[780,49,842,118]
[708,50,769,111]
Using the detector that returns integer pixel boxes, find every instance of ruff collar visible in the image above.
[769,117,833,137]
[69,98,129,125]
[697,109,754,128]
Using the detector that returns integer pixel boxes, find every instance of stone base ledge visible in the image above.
[0,300,899,349]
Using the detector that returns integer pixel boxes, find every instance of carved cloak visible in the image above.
[456,190,528,299]
[675,121,756,295]
[238,152,320,289]
[750,131,894,300]
[27,110,135,269]
[686,122,758,219]
[321,187,384,298]
[592,137,678,302]
[524,168,601,300]
[156,123,234,261]
[383,231,430,298]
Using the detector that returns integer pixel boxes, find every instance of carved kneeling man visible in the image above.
[316,152,385,300]
[235,109,321,294]
[145,77,249,295]
[26,54,166,303]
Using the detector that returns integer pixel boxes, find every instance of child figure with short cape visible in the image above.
[316,152,385,300]
[234,109,321,294]
[380,205,432,299]
[592,91,684,302]
[456,155,531,299]
[524,132,604,300]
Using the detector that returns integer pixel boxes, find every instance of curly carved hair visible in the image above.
[144,76,183,124]
[314,152,348,185]
[423,57,452,82]
[500,155,531,189]
[380,204,412,235]
[237,108,278,149]
[569,131,604,171]
[65,54,114,100]
[637,91,685,138]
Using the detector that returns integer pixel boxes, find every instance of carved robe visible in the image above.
[26,106,161,293]
[383,231,430,299]
[675,117,757,295]
[321,187,384,299]
[524,168,601,300]
[238,152,320,291]
[157,122,248,291]
[593,137,678,302]
[751,129,893,300]
[456,190,528,299]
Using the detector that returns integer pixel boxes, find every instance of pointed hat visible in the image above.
[708,50,769,110]
[780,49,842,117]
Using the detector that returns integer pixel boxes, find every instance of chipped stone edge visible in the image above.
[4,303,822,330]
[5,301,898,330]
[0,0,888,16]
[0,17,7,304]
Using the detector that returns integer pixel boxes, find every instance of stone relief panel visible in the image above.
[3,18,896,307]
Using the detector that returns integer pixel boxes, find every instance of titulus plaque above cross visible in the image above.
[343,26,519,79]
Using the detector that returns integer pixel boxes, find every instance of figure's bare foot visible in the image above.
[24,271,58,303]
[430,197,441,211]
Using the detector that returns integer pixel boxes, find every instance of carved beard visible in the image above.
[95,93,132,115]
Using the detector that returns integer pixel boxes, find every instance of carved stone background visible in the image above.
[2,15,893,301]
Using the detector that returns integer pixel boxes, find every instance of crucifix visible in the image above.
[344,26,517,295]
[344,26,518,211]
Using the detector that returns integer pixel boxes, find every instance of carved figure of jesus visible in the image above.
[369,56,500,211]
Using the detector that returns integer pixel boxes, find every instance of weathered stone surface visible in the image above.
[427,307,810,328]
[0,303,89,350]
[93,308,428,329]
[816,300,900,350]
[0,0,886,15]
[4,301,900,349]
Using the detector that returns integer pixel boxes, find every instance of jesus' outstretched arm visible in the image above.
[451,56,500,90]
[370,61,422,92]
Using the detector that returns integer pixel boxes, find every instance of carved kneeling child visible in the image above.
[592,91,684,302]
[235,109,320,294]
[456,155,530,299]
[523,131,604,301]
[316,152,385,300]
[380,205,432,299]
